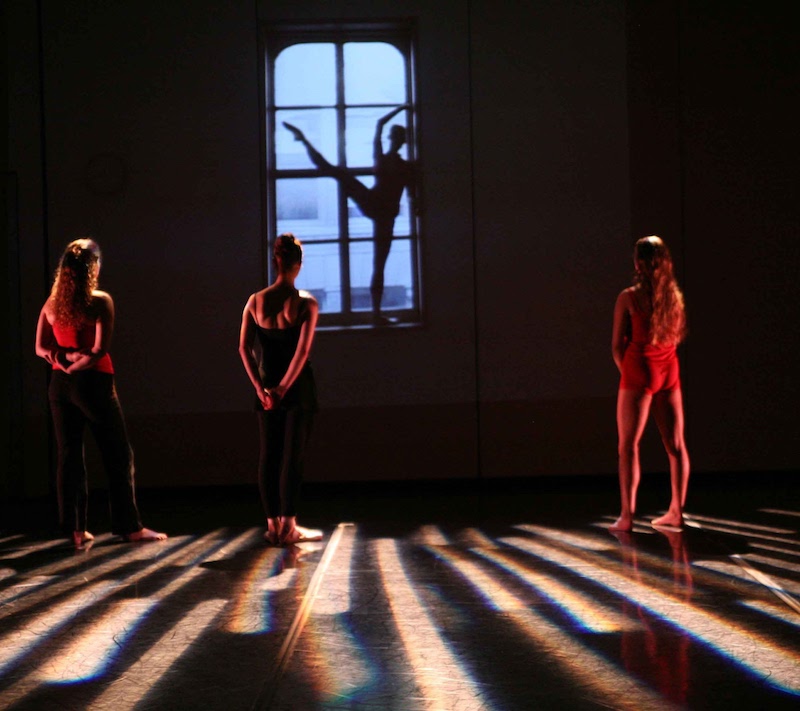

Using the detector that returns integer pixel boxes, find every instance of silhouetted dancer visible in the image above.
[284,106,414,324]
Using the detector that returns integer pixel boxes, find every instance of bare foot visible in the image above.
[125,527,167,542]
[652,512,683,530]
[609,515,633,532]
[73,530,95,548]
[264,518,283,545]
[283,122,304,141]
[280,525,323,545]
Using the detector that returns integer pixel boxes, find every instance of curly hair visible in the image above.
[633,236,686,346]
[50,239,101,328]
[273,233,303,270]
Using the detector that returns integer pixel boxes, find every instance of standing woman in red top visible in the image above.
[610,236,690,532]
[35,239,166,548]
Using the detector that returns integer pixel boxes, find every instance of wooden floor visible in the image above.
[0,473,798,710]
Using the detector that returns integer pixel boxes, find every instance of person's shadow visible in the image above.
[284,106,415,324]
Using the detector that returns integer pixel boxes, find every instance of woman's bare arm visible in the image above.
[35,304,65,367]
[270,296,319,401]
[612,290,631,373]
[239,294,271,409]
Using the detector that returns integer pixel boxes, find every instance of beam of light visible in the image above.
[87,599,227,711]
[760,509,800,518]
[730,554,800,616]
[300,525,375,705]
[749,542,800,559]
[47,529,259,683]
[693,560,800,597]
[741,553,800,575]
[0,529,260,707]
[453,527,497,548]
[311,522,356,616]
[0,568,16,582]
[35,599,156,683]
[0,582,117,674]
[252,523,351,710]
[373,538,490,711]
[225,548,294,634]
[0,535,190,616]
[0,576,60,604]
[468,546,637,632]
[0,536,88,560]
[684,514,796,535]
[741,599,800,629]
[0,534,26,545]
[502,536,800,695]
[431,543,678,711]
[413,524,450,546]
[0,531,225,673]
[515,524,617,551]
[684,519,800,546]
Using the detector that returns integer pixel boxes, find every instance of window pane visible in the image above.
[349,239,414,312]
[347,176,374,238]
[345,108,408,168]
[344,43,406,105]
[275,109,337,171]
[275,44,335,107]
[277,177,340,241]
[295,242,342,313]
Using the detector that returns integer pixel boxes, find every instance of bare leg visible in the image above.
[651,388,690,528]
[370,217,395,322]
[283,122,336,172]
[125,527,167,542]
[610,389,652,531]
[279,516,322,545]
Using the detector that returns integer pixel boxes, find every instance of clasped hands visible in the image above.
[259,384,286,411]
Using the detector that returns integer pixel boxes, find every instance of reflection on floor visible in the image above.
[0,476,798,710]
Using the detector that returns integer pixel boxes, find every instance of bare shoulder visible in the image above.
[616,287,634,307]
[298,289,318,307]
[92,290,114,313]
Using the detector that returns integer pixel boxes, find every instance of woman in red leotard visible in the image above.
[35,239,166,548]
[610,236,690,532]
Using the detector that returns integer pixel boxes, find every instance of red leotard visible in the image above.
[619,305,679,394]
[51,322,114,374]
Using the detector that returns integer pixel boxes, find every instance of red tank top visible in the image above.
[51,322,114,374]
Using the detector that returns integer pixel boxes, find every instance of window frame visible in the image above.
[262,21,422,329]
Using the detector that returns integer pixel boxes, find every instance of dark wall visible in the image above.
[628,0,800,472]
[6,0,797,498]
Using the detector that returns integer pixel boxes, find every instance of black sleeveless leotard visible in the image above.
[254,318,317,412]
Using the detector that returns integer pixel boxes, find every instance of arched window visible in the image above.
[264,23,421,328]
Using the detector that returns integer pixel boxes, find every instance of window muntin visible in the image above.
[266,27,420,327]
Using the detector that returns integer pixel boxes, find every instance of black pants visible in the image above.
[257,407,313,518]
[49,370,143,535]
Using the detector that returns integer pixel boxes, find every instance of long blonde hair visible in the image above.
[633,236,686,346]
[50,239,101,328]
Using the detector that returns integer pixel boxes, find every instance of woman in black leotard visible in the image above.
[238,234,321,545]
